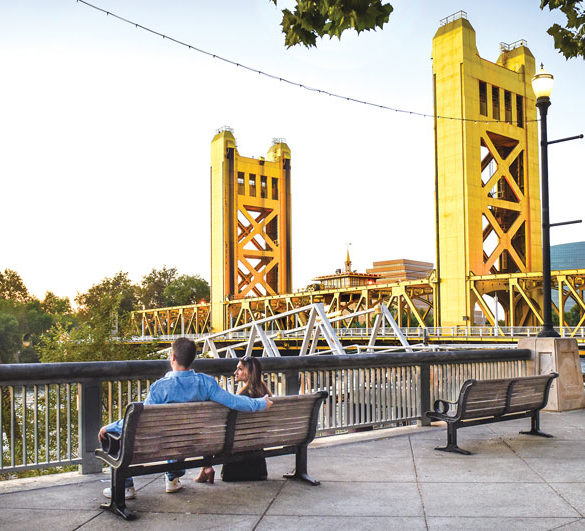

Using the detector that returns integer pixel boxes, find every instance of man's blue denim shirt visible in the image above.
[105,370,267,434]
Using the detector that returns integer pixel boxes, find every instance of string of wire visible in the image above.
[77,0,539,124]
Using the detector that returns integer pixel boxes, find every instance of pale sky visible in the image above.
[1,0,584,303]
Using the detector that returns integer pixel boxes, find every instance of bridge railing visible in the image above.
[0,349,530,476]
[130,325,585,342]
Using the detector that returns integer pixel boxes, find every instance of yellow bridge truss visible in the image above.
[131,269,585,339]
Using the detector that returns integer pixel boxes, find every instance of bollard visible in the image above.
[80,381,104,474]
[284,369,300,396]
[418,364,431,426]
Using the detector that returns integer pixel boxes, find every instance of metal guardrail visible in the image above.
[0,349,530,475]
[130,325,585,343]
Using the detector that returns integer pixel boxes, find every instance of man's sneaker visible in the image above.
[165,477,183,493]
[102,486,136,499]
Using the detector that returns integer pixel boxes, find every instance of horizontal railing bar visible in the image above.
[0,350,531,385]
[0,459,83,474]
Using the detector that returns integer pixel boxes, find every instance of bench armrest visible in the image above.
[101,432,121,458]
[433,399,456,415]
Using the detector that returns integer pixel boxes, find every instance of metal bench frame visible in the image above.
[426,373,558,455]
[95,391,327,520]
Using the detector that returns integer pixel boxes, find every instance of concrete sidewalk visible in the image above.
[1,409,584,530]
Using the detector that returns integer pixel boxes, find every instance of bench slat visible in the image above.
[233,418,310,431]
[232,434,308,450]
[133,429,226,443]
[136,410,228,423]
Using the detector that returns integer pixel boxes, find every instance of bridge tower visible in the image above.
[432,12,542,327]
[210,129,292,331]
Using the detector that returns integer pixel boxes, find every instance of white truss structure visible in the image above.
[182,302,412,358]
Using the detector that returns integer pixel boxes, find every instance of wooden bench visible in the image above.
[95,391,327,520]
[426,373,558,455]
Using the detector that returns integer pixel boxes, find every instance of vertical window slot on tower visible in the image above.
[516,95,524,128]
[237,172,245,195]
[479,81,487,116]
[492,86,500,120]
[504,91,512,123]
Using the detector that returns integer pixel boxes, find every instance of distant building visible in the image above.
[310,251,380,290]
[366,259,433,283]
[551,241,585,270]
[551,241,585,311]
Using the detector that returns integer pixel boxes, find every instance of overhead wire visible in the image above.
[76,0,539,125]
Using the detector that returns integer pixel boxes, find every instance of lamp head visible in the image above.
[532,63,554,100]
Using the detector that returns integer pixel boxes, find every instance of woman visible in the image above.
[222,356,272,482]
[194,356,272,484]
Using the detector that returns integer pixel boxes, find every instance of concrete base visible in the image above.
[519,337,585,411]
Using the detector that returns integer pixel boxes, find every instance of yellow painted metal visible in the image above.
[130,270,585,339]
[210,130,292,331]
[130,303,211,336]
[224,276,436,330]
[131,17,585,337]
[433,15,541,327]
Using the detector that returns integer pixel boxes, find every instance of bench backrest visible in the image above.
[459,373,557,420]
[120,392,326,466]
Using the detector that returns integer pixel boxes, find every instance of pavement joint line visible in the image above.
[251,479,287,531]
[71,508,105,530]
[409,434,429,531]
[501,438,585,518]
[549,517,585,530]
[426,516,583,521]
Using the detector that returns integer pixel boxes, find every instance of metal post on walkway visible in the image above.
[80,381,103,474]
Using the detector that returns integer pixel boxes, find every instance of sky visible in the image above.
[1,0,584,304]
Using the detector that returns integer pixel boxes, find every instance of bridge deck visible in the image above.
[1,409,584,529]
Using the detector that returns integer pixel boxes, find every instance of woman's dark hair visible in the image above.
[240,356,271,398]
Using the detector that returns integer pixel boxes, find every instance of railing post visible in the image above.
[284,369,300,395]
[80,380,103,474]
[418,364,431,426]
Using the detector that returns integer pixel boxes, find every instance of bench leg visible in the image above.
[100,470,136,521]
[435,424,471,455]
[520,412,553,438]
[283,446,320,486]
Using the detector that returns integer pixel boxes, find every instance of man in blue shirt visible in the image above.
[100,337,272,499]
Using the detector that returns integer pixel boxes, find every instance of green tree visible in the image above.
[0,313,20,363]
[272,0,585,60]
[41,291,72,316]
[139,266,178,309]
[0,297,56,364]
[541,0,585,59]
[163,275,210,306]
[76,271,138,327]
[0,269,32,303]
[564,303,584,326]
[272,0,392,48]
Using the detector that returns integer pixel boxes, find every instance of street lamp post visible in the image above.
[532,65,559,338]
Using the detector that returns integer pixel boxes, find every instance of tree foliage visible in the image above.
[1,267,208,364]
[41,291,72,315]
[0,269,32,303]
[541,0,585,59]
[139,267,210,308]
[75,271,137,325]
[272,0,393,47]
[139,266,178,309]
[271,0,585,59]
[0,313,20,363]
[164,274,210,306]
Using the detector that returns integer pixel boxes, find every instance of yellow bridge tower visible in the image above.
[210,129,292,331]
[433,12,542,327]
